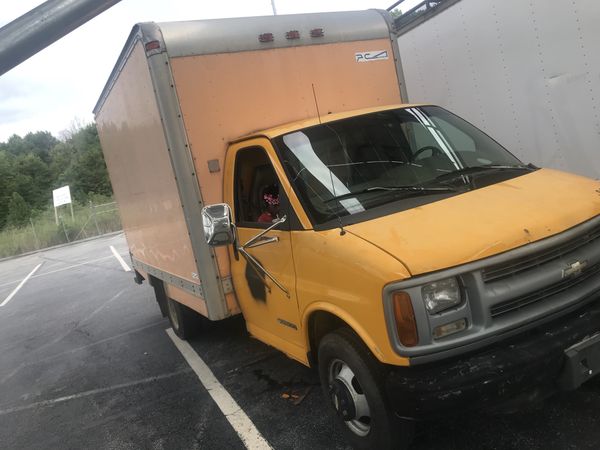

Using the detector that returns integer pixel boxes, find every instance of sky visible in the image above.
[0,0,421,142]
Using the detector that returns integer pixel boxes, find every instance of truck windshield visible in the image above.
[273,106,531,226]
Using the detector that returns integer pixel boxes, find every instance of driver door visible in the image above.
[226,143,304,361]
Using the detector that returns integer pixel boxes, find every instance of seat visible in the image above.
[249,164,278,221]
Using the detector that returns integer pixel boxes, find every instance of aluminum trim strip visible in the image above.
[132,258,234,298]
[133,258,204,298]
[375,9,409,102]
[145,49,230,320]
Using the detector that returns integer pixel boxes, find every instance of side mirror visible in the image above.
[201,203,234,246]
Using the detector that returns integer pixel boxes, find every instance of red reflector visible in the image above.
[310,28,324,38]
[145,40,160,51]
[285,30,300,40]
[258,33,274,43]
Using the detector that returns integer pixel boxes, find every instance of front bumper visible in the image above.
[385,296,600,419]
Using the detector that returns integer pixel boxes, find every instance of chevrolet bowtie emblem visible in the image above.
[562,260,588,279]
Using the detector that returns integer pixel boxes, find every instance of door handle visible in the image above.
[246,235,279,248]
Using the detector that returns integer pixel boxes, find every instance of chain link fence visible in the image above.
[0,201,122,259]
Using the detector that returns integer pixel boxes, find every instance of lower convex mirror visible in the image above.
[201,203,234,246]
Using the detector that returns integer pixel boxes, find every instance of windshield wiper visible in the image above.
[434,164,534,182]
[325,185,456,203]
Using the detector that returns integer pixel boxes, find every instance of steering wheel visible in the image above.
[412,145,443,161]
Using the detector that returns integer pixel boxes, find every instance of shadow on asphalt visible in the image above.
[187,316,600,450]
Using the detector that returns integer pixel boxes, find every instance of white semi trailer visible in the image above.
[395,0,600,178]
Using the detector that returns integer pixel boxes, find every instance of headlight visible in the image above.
[422,277,462,314]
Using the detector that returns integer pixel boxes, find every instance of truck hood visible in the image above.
[346,169,600,276]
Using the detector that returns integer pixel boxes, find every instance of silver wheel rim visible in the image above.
[167,300,180,331]
[328,358,372,437]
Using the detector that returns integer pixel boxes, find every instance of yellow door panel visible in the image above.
[224,140,306,363]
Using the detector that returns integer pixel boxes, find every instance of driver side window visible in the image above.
[234,147,287,229]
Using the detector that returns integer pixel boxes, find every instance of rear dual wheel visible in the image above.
[166,297,207,340]
[318,328,414,450]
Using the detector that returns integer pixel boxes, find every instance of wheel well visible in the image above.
[307,310,353,367]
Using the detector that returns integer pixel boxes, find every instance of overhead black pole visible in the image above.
[0,0,122,76]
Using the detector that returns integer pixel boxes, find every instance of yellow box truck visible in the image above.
[94,10,600,449]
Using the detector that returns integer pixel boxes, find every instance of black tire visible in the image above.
[166,297,206,340]
[318,328,414,450]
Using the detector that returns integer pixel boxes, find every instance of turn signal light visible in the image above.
[392,292,419,347]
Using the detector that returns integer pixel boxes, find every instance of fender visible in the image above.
[302,301,411,367]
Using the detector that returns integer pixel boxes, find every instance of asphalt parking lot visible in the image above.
[0,234,599,449]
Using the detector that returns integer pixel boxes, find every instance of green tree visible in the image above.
[390,8,402,19]
[0,121,113,231]
[1,131,58,163]
[22,131,59,163]
[54,124,112,201]
[13,154,53,211]
[72,146,112,198]
[0,151,13,228]
[6,192,30,227]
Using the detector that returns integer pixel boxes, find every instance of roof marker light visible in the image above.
[145,40,160,51]
[259,33,274,43]
[310,28,324,38]
[285,30,300,40]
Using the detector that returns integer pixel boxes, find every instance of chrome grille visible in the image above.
[482,223,600,283]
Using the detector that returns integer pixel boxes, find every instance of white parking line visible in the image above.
[0,369,190,416]
[166,328,272,450]
[110,246,131,272]
[0,256,115,289]
[0,263,43,308]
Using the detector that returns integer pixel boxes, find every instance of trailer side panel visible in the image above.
[397,0,600,178]
[95,41,207,310]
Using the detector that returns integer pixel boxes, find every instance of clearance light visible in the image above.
[393,292,419,347]
[145,40,160,51]
[310,28,325,38]
[285,30,300,40]
[258,33,274,43]
[433,319,468,340]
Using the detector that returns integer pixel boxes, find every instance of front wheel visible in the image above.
[318,328,414,450]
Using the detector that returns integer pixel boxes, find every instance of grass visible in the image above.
[0,199,122,259]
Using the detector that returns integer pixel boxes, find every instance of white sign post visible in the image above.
[52,185,73,225]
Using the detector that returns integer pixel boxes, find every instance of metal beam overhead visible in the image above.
[0,0,122,76]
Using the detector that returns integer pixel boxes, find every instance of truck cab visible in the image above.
[202,103,600,448]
